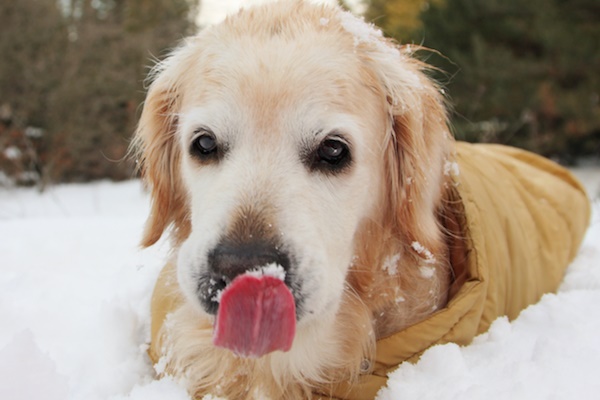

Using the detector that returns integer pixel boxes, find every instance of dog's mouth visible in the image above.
[212,270,296,358]
[195,241,302,357]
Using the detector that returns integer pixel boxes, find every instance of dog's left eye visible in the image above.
[307,137,351,173]
[318,139,347,162]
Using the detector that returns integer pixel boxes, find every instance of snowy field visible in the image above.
[0,169,599,400]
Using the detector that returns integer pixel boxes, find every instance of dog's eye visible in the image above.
[190,130,220,161]
[318,140,347,162]
[308,137,351,173]
[194,134,217,154]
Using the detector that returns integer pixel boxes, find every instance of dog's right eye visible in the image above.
[190,130,220,161]
[305,136,352,174]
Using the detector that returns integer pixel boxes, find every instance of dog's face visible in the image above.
[175,21,388,324]
[135,2,449,334]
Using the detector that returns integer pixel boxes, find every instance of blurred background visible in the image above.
[1,0,598,188]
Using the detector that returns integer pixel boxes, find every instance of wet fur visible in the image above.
[133,1,453,398]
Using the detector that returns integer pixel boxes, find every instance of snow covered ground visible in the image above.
[0,170,599,400]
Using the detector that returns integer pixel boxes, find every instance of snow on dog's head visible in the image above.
[133,0,450,355]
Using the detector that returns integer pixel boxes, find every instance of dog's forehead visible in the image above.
[178,9,385,138]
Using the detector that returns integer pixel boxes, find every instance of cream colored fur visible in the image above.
[133,1,453,398]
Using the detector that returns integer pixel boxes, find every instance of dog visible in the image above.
[132,1,590,399]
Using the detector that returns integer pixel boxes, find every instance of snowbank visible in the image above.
[0,174,598,399]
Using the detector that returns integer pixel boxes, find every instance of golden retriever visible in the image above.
[133,0,457,398]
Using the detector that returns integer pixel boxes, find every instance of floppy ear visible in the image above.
[387,58,450,254]
[132,61,190,247]
[364,43,452,257]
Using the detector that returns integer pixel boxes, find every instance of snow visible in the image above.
[444,159,460,177]
[0,181,171,400]
[338,10,400,59]
[245,263,287,281]
[418,266,435,279]
[3,146,21,160]
[0,330,69,400]
[338,11,381,47]
[382,253,401,276]
[0,172,599,399]
[411,241,436,263]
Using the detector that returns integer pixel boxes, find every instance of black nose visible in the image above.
[208,241,290,281]
[197,240,292,315]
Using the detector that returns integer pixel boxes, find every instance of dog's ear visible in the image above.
[132,61,190,247]
[365,43,452,255]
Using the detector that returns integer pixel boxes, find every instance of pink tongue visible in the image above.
[213,274,296,358]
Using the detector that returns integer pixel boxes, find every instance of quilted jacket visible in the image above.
[330,142,591,399]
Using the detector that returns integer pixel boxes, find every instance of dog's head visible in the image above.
[134,1,450,342]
